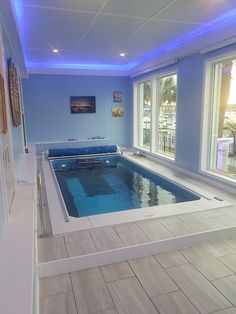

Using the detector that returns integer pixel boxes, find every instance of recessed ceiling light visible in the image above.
[52,49,59,53]
[120,52,126,57]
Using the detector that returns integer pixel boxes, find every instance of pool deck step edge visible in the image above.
[38,226,236,278]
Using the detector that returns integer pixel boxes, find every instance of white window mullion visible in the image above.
[133,84,138,147]
[209,63,222,169]
[150,78,157,153]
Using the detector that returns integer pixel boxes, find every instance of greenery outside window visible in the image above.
[134,73,177,159]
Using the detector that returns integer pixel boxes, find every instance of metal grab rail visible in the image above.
[37,169,49,237]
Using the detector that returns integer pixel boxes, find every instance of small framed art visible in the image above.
[70,96,96,114]
[112,106,124,117]
[113,91,122,103]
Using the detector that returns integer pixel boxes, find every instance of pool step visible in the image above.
[38,226,236,278]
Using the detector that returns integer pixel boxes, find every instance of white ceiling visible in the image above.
[12,0,236,76]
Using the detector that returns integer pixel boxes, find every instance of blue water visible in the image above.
[51,156,200,217]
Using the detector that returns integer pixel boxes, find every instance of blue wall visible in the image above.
[2,27,24,176]
[132,57,205,173]
[132,46,236,176]
[175,53,204,172]
[23,43,236,185]
[23,74,132,147]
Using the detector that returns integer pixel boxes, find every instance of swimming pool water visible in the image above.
[51,156,200,217]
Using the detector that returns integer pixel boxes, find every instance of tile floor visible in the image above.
[40,238,236,314]
[37,155,236,313]
[38,206,236,262]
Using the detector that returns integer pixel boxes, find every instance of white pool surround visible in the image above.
[42,153,232,235]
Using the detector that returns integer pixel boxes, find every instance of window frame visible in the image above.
[200,50,236,184]
[133,70,178,160]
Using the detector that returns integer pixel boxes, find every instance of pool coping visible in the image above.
[42,155,232,235]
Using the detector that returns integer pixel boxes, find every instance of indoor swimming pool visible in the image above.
[50,155,201,218]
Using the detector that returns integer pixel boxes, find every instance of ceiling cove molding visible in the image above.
[200,35,236,54]
[27,66,130,77]
[130,59,179,78]
[0,0,27,77]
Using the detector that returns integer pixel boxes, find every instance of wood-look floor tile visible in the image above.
[38,237,47,263]
[212,275,236,307]
[198,209,223,219]
[113,222,139,233]
[151,291,199,314]
[96,309,118,314]
[154,250,188,269]
[211,307,236,313]
[181,246,233,280]
[71,267,114,314]
[108,277,158,314]
[158,216,182,225]
[40,274,72,298]
[219,208,236,220]
[90,227,124,251]
[224,238,236,250]
[218,253,236,273]
[178,213,215,232]
[136,219,172,241]
[66,238,97,257]
[101,262,134,282]
[118,229,149,246]
[41,236,68,262]
[167,264,231,314]
[64,230,91,243]
[40,292,77,314]
[163,221,197,237]
[205,215,235,228]
[202,241,235,257]
[129,256,178,297]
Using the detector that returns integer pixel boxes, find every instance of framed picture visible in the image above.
[7,58,21,127]
[113,91,122,103]
[0,74,7,133]
[70,96,96,114]
[112,106,124,117]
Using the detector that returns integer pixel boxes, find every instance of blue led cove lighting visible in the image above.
[138,7,236,64]
[12,1,236,71]
[26,60,140,71]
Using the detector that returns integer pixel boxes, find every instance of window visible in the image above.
[137,81,151,149]
[134,73,177,159]
[202,55,236,181]
[156,74,177,158]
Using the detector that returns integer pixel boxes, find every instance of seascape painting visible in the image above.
[70,96,96,114]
